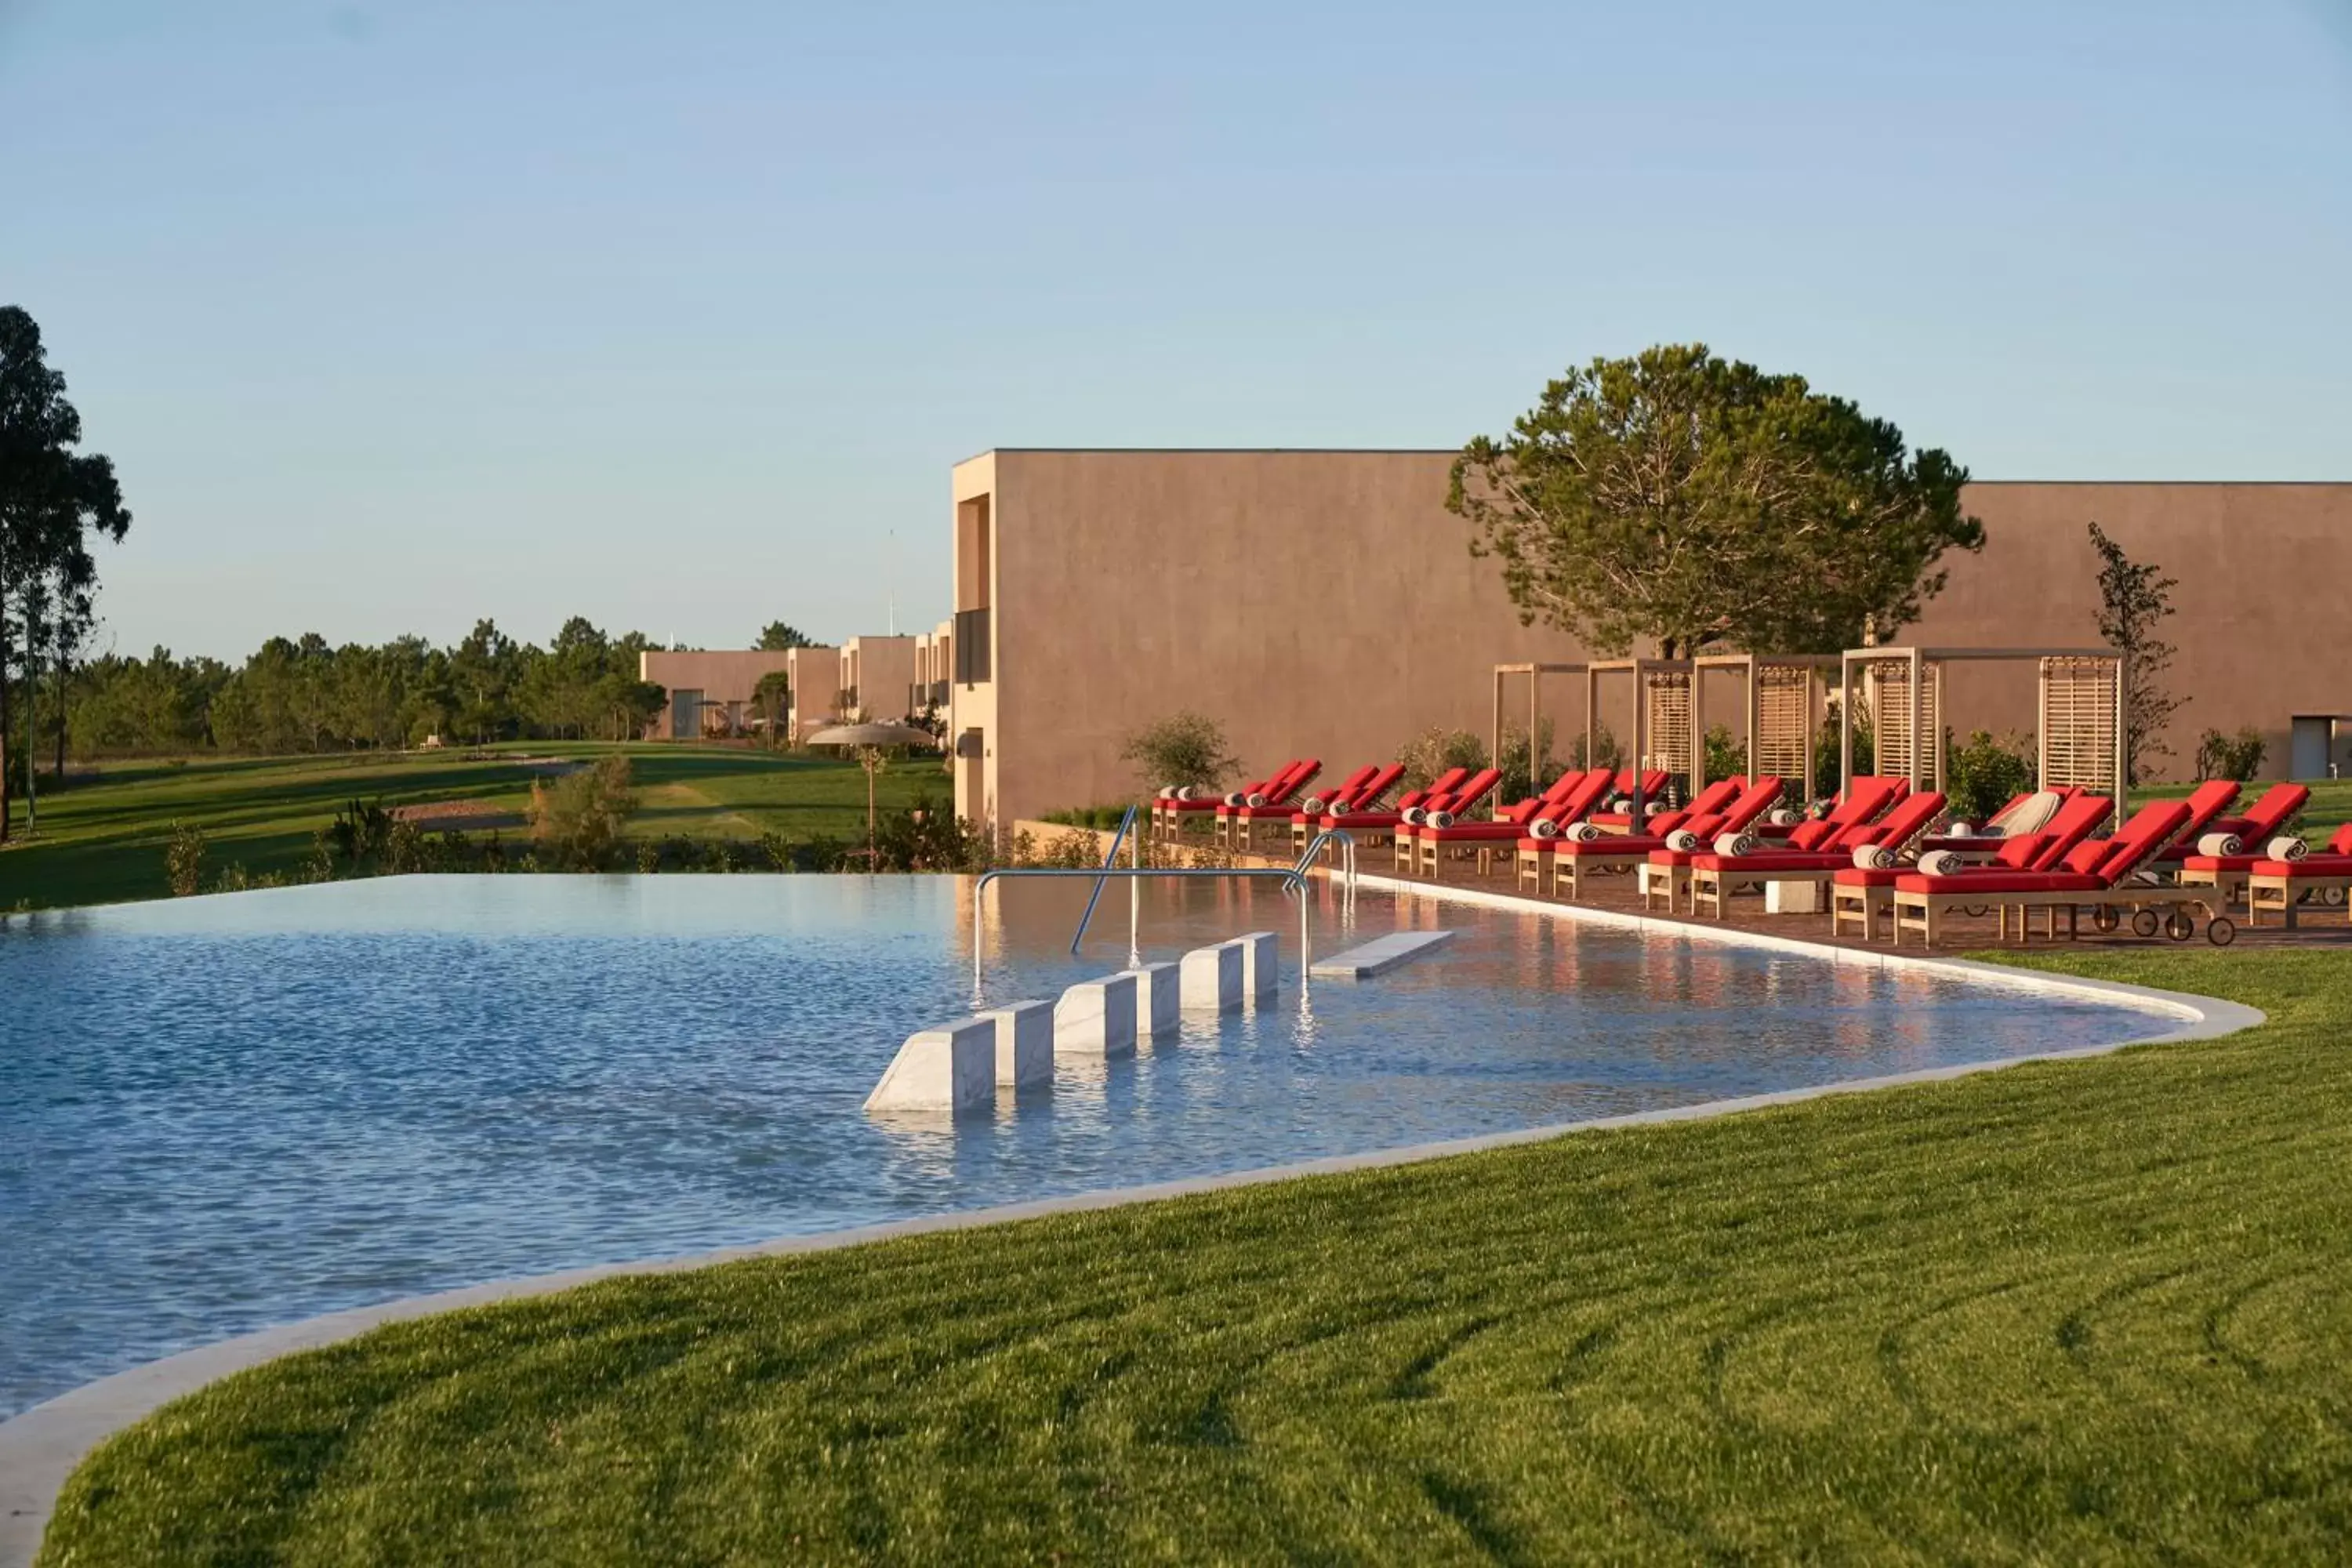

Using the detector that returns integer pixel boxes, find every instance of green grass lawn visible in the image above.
[0,745,948,913]
[2141,775,2350,838]
[38,946,2352,1564]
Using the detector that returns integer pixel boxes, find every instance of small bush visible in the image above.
[1400,728,1488,791]
[165,822,207,896]
[1566,723,1624,775]
[1041,804,1136,831]
[528,756,637,869]
[2195,727,2267,783]
[1120,712,1239,793]
[1944,729,2037,823]
[1704,725,1747,786]
[1494,721,1555,802]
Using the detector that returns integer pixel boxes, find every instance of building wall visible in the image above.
[951,451,2352,825]
[840,635,920,722]
[782,645,843,742]
[639,650,795,739]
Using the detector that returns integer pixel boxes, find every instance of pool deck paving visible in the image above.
[0,866,2285,1568]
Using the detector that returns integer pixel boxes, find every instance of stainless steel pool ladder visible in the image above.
[970,817,1356,999]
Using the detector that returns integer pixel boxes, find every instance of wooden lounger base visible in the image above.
[2247,873,2352,929]
[1891,889,2234,948]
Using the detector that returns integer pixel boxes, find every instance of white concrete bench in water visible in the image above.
[1054,972,1138,1057]
[1125,961,1180,1035]
[1180,932,1279,1011]
[863,1016,997,1114]
[978,1000,1054,1088]
[1308,928,1455,979]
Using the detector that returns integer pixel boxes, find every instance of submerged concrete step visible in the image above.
[1308,929,1455,979]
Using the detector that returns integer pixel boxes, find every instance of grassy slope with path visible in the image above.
[36,946,2352,1564]
[0,745,945,912]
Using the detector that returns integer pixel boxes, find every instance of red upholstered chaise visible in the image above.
[1580,771,1679,833]
[1543,775,1787,905]
[1407,768,1610,879]
[1831,791,2115,942]
[1309,766,1471,849]
[1888,798,2210,946]
[1685,789,1950,920]
[1638,775,1904,910]
[2245,822,2352,928]
[1155,758,1311,840]
[1515,775,1740,893]
[1215,758,1324,851]
[1383,768,1506,868]
[2174,783,2314,904]
[1288,763,1405,855]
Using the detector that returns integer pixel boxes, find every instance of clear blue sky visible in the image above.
[5,2,2348,661]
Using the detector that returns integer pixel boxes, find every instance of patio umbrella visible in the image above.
[806,722,942,858]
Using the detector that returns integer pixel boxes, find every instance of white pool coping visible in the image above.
[0,891,2264,1568]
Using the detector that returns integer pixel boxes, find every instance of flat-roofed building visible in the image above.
[781,644,844,742]
[639,649,794,740]
[840,635,919,724]
[912,619,953,723]
[949,449,2352,826]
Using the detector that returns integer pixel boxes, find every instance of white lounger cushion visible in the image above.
[2268,836,2310,862]
[1851,844,1896,870]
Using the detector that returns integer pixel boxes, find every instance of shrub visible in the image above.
[1400,728,1488,791]
[1566,723,1623,774]
[1041,804,1134,830]
[528,756,637,869]
[1119,712,1239,793]
[165,821,207,897]
[1494,720,1555,802]
[1816,702,1874,800]
[873,796,989,872]
[1703,724,1747,786]
[1944,728,2037,823]
[2195,727,2267,782]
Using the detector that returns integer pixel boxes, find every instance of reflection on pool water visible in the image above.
[2,873,2158,1417]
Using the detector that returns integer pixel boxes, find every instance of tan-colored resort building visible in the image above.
[947,449,2352,827]
[641,644,848,743]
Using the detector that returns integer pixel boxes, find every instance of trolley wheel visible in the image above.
[2092,906,2120,933]
[2165,911,2196,942]
[1962,905,1990,919]
[2207,916,2238,947]
[2325,887,2349,908]
[2130,909,2161,938]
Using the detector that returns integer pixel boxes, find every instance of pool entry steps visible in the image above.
[865,931,1283,1114]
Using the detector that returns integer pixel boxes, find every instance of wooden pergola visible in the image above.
[1490,659,1691,821]
[1689,653,1842,797]
[1838,645,2128,825]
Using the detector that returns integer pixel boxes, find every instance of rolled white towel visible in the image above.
[2267,836,2310,862]
[1606,797,1630,814]
[2198,832,2244,857]
[1946,821,1976,838]
[1712,832,1759,858]
[1851,844,1896,871]
[1767,808,1802,827]
[1643,800,1669,818]
[1916,850,1965,877]
[1245,791,1267,808]
[1428,809,1455,829]
[1530,818,1562,840]
[1562,822,1603,843]
[1177,786,1199,801]
[1223,791,1245,807]
[1401,806,1427,825]
[1157,786,1176,800]
[1665,829,1700,851]
[1298,795,1324,815]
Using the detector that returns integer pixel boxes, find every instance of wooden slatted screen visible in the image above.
[1755,665,1813,781]
[2039,657,2119,794]
[1643,672,1691,783]
[1867,660,1941,786]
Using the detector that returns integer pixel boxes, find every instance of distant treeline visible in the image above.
[51,617,666,757]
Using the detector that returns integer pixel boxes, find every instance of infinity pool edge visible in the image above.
[0,930,2262,1568]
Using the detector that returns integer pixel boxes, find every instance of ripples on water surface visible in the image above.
[1,874,2156,1415]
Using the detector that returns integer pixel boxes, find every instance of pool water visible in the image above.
[1,874,2158,1417]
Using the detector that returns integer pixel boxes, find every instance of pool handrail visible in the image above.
[970,829,1356,1000]
[1069,803,1141,956]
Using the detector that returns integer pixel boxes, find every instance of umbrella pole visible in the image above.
[867,757,878,858]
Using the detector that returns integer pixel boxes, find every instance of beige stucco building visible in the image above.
[640,644,851,743]
[949,449,2352,827]
[839,635,919,723]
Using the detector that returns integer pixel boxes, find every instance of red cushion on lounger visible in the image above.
[2024,795,2117,871]
[2253,853,2352,877]
[1896,871,2107,895]
[1687,850,1850,872]
[1831,866,1907,887]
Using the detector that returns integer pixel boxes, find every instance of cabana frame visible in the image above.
[1689,653,1840,797]
[1838,645,2128,826]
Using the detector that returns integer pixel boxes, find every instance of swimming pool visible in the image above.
[2,873,2160,1417]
